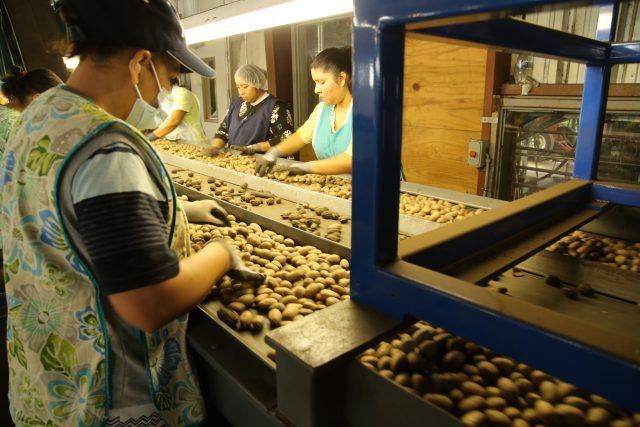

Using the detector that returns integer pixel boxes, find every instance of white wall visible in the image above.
[515,2,640,84]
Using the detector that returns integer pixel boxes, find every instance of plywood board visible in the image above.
[401,34,486,193]
[403,36,487,132]
[402,126,481,194]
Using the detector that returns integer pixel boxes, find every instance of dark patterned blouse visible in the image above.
[215,95,294,146]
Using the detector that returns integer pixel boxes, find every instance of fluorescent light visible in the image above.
[63,56,80,70]
[184,0,353,45]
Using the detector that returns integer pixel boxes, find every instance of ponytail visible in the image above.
[1,65,63,106]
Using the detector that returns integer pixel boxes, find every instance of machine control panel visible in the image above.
[467,139,488,168]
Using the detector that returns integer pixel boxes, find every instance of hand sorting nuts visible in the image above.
[547,230,640,273]
[156,140,352,199]
[189,217,351,333]
[358,320,639,426]
[158,140,486,224]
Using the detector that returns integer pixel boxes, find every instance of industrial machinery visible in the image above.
[350,0,640,421]
[490,96,640,200]
[147,1,640,425]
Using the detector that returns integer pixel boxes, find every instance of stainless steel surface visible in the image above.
[187,310,284,427]
[346,362,461,427]
[171,167,355,247]
[502,96,640,112]
[444,202,605,284]
[489,269,640,336]
[517,250,640,303]
[266,300,401,427]
[581,205,640,242]
[163,152,440,236]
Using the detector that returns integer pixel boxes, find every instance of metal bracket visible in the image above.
[481,116,498,124]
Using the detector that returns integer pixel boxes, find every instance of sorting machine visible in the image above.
[154,1,640,425]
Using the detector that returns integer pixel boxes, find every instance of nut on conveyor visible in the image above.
[544,274,562,288]
[577,283,595,297]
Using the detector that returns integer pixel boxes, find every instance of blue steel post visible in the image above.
[351,4,405,300]
[573,2,618,180]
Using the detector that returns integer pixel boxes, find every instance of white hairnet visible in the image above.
[234,64,267,90]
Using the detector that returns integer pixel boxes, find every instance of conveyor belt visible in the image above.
[178,184,351,367]
[581,205,640,243]
[518,250,640,303]
[162,152,442,236]
[489,270,640,345]
[170,167,355,246]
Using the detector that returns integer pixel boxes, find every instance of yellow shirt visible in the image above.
[166,87,209,146]
[297,102,353,156]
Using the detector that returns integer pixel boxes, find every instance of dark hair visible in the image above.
[1,65,63,106]
[310,46,352,89]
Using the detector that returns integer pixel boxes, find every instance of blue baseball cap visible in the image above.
[59,0,215,78]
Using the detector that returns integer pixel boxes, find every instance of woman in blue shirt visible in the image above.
[255,47,353,176]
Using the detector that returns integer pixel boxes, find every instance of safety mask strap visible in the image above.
[133,84,144,100]
[150,60,163,92]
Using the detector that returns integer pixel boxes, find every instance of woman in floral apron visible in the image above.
[1,1,263,426]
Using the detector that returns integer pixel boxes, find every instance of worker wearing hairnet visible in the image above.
[204,64,294,156]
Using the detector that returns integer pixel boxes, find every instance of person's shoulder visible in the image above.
[311,102,323,115]
[172,86,189,96]
[272,96,290,108]
[230,96,245,108]
[172,86,194,101]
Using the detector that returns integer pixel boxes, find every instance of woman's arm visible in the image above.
[306,153,352,175]
[108,242,231,332]
[151,109,187,138]
[271,132,307,157]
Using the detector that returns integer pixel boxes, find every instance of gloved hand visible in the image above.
[183,200,230,226]
[235,142,269,155]
[272,161,311,176]
[210,239,265,284]
[145,131,159,142]
[255,151,278,177]
[202,146,223,157]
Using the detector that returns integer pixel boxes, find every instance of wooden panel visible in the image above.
[402,126,481,194]
[403,35,487,132]
[401,34,487,194]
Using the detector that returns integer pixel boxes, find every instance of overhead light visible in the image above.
[63,56,80,70]
[184,0,353,45]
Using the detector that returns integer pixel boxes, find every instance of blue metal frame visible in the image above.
[352,0,640,412]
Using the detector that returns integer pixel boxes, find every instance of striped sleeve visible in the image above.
[71,142,179,295]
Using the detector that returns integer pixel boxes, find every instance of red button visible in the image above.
[470,151,477,158]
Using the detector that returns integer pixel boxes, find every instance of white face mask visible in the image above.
[125,61,169,131]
